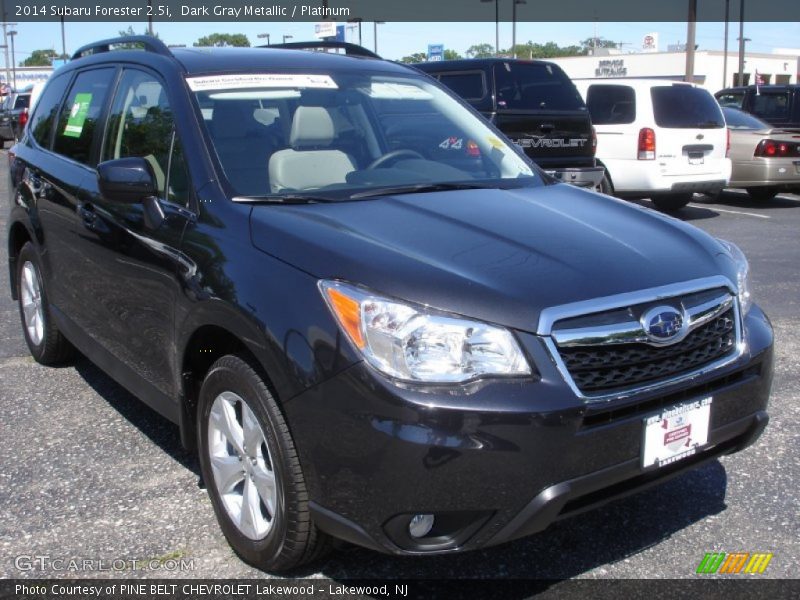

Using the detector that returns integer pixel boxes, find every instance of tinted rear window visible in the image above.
[14,95,30,109]
[716,91,745,108]
[585,84,635,124]
[437,72,485,100]
[721,107,769,130]
[494,62,586,111]
[651,85,724,128]
[751,92,791,121]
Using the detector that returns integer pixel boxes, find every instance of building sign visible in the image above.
[427,44,444,62]
[0,68,52,88]
[642,32,659,53]
[314,21,337,39]
[595,59,627,77]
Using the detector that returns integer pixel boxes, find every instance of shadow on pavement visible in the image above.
[72,355,201,479]
[696,189,800,211]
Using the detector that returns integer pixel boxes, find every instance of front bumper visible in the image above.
[285,306,773,555]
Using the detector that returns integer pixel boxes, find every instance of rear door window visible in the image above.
[585,84,636,124]
[29,73,71,149]
[651,85,724,128]
[751,92,791,121]
[53,68,115,165]
[494,62,585,111]
[437,71,486,100]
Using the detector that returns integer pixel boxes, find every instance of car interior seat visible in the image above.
[267,106,358,193]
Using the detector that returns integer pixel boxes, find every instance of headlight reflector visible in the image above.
[718,239,752,314]
[320,281,531,383]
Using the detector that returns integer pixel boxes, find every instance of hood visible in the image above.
[249,184,735,333]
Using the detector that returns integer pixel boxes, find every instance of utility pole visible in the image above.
[685,0,697,82]
[147,0,153,36]
[0,0,13,91]
[722,0,730,88]
[8,28,16,89]
[60,16,66,58]
[737,0,745,85]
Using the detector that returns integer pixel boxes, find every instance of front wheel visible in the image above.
[651,193,692,212]
[197,355,330,572]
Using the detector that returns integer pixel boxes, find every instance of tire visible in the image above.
[596,174,613,196]
[16,242,75,365]
[651,193,692,212]
[197,355,330,572]
[746,187,778,201]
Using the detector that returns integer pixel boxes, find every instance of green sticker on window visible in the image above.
[63,93,92,138]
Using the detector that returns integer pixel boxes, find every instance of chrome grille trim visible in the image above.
[552,292,733,348]
[539,276,746,403]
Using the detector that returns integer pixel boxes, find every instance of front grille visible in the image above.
[556,307,736,395]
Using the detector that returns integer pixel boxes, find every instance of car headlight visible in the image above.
[319,280,531,383]
[718,239,752,314]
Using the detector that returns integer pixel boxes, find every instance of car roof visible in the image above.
[415,58,557,70]
[574,78,698,89]
[66,45,415,78]
[717,84,800,93]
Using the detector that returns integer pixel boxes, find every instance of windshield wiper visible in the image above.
[233,194,334,204]
[349,182,492,200]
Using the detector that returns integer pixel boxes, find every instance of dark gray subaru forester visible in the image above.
[6,37,772,571]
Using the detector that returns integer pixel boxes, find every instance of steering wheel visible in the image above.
[365,149,425,170]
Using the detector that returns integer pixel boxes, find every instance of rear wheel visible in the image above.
[16,242,75,364]
[597,174,613,196]
[746,187,778,201]
[652,193,692,212]
[197,355,330,572]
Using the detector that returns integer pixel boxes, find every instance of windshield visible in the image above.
[722,107,770,130]
[189,71,540,200]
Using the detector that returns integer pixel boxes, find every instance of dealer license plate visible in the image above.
[641,397,712,469]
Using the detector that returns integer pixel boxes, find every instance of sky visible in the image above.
[4,20,799,64]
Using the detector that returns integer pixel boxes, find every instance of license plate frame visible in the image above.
[641,397,712,469]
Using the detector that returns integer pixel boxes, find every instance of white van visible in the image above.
[575,79,731,211]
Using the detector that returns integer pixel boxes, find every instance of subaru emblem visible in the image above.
[641,305,686,344]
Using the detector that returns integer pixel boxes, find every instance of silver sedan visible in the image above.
[722,106,800,201]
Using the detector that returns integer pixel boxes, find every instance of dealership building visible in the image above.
[549,49,800,93]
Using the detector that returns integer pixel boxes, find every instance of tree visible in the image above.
[21,49,58,67]
[194,33,250,48]
[443,49,462,60]
[501,41,584,59]
[466,43,495,59]
[116,26,161,49]
[399,52,427,64]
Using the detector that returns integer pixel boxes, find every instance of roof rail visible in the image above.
[260,41,381,59]
[71,36,173,61]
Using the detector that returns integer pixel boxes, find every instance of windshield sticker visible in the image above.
[63,93,92,138]
[364,82,432,100]
[439,136,464,150]
[487,136,505,150]
[186,74,338,92]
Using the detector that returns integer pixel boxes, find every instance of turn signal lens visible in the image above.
[324,286,365,349]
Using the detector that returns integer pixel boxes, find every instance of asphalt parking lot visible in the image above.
[1,154,798,582]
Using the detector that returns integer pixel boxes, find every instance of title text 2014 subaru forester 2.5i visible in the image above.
[6,37,772,571]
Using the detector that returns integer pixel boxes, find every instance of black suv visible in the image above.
[0,90,31,143]
[7,37,772,572]
[716,84,800,133]
[415,58,606,190]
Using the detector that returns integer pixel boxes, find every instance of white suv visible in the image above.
[575,79,731,211]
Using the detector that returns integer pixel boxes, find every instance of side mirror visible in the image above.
[97,157,157,203]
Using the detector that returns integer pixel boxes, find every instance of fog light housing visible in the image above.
[408,514,435,538]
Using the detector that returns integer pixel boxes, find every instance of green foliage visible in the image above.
[443,49,462,60]
[466,43,495,59]
[194,33,251,48]
[399,52,428,64]
[21,49,59,67]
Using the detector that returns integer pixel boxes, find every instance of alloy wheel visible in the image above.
[207,391,278,540]
[20,261,44,346]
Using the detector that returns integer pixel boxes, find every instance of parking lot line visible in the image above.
[703,207,771,219]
